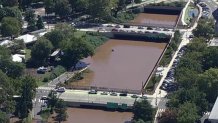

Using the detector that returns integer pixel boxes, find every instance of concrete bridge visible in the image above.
[57,89,161,110]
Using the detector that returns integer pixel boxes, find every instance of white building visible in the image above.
[15,34,37,44]
[209,96,218,123]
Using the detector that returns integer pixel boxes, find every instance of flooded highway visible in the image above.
[62,108,132,123]
[66,11,180,123]
[132,13,179,27]
[71,40,166,91]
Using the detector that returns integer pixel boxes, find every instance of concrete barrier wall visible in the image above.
[143,6,183,15]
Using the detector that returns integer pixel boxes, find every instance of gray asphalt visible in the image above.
[33,72,74,120]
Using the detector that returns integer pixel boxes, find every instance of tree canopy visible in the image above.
[132,100,154,122]
[60,37,94,68]
[31,37,53,66]
[193,18,214,41]
[177,102,199,123]
[1,17,21,37]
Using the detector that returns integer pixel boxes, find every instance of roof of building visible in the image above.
[50,49,61,57]
[209,96,218,120]
[12,54,25,62]
[0,40,13,46]
[15,34,37,44]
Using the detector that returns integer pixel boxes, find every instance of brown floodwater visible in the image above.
[132,13,179,27]
[71,40,166,91]
[63,108,133,123]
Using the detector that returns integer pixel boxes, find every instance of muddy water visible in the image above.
[62,108,133,123]
[72,40,166,91]
[132,13,179,27]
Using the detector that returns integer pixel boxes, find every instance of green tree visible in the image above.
[36,15,44,29]
[88,0,118,20]
[24,8,35,22]
[1,17,21,37]
[3,7,22,21]
[167,88,208,114]
[132,100,153,122]
[69,0,89,13]
[55,99,68,123]
[9,39,25,54]
[2,0,18,7]
[202,47,218,70]
[0,70,16,114]
[4,61,25,78]
[27,18,37,31]
[19,0,33,9]
[48,90,58,114]
[0,46,11,60]
[54,0,72,18]
[158,109,177,123]
[31,37,53,66]
[44,0,55,14]
[193,18,214,41]
[60,37,94,68]
[113,0,126,17]
[18,76,37,119]
[0,111,9,123]
[44,30,65,48]
[0,46,25,78]
[135,0,142,4]
[177,102,199,123]
[198,68,218,103]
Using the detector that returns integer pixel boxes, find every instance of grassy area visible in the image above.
[184,4,199,25]
[40,109,51,123]
[145,75,161,93]
[25,48,31,61]
[27,65,66,86]
[22,113,32,123]
[74,31,86,38]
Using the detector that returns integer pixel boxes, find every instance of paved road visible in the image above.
[79,24,174,36]
[33,88,50,120]
[153,4,203,122]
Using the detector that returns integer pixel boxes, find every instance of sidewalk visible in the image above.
[153,4,203,123]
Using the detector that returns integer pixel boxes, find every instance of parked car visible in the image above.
[119,93,127,96]
[115,25,121,28]
[56,87,65,93]
[124,25,130,28]
[163,28,170,31]
[107,25,113,27]
[110,92,118,96]
[100,91,108,95]
[131,94,139,98]
[156,27,162,31]
[88,89,97,94]
[37,66,47,74]
[111,28,118,32]
[147,27,153,30]
[138,26,144,29]
[41,96,48,100]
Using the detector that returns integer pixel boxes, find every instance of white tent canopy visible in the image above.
[15,34,37,44]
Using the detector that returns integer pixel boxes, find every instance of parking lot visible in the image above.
[199,2,211,18]
[159,45,187,92]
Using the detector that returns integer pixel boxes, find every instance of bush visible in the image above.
[43,77,49,82]
[49,65,66,80]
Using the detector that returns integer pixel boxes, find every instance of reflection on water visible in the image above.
[132,13,179,27]
[63,108,133,123]
[71,40,166,91]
